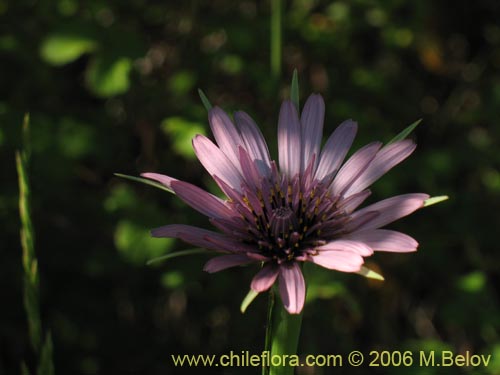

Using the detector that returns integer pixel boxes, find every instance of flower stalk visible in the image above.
[16,114,55,375]
[266,289,303,375]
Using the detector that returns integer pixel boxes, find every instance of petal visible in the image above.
[208,107,243,167]
[345,139,416,196]
[238,146,262,190]
[350,193,429,231]
[309,250,364,272]
[151,224,253,252]
[170,180,234,219]
[251,264,279,292]
[278,263,305,314]
[204,254,255,273]
[329,142,382,197]
[317,239,373,256]
[337,189,371,214]
[140,173,178,189]
[192,134,243,191]
[300,94,325,172]
[315,120,358,182]
[278,100,301,178]
[346,229,419,252]
[234,111,271,176]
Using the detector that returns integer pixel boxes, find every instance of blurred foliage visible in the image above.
[1,0,499,374]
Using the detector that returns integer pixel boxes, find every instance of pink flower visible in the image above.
[143,94,428,314]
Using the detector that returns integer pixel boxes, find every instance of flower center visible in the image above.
[270,206,297,238]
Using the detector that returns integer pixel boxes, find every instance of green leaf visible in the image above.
[457,271,486,293]
[85,56,132,97]
[424,195,449,207]
[198,88,212,111]
[146,248,209,265]
[40,33,97,66]
[356,266,385,281]
[291,69,299,111]
[387,119,422,145]
[168,71,196,95]
[240,289,260,313]
[114,173,174,194]
[160,117,206,159]
[115,220,173,265]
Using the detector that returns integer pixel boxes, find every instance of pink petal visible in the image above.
[234,111,272,176]
[329,142,382,197]
[309,250,364,272]
[315,120,358,181]
[345,140,416,196]
[192,134,243,191]
[204,254,255,273]
[278,263,305,314]
[208,107,243,167]
[338,190,372,213]
[238,146,262,190]
[140,173,178,189]
[251,264,279,292]
[151,224,253,252]
[170,180,234,219]
[300,94,325,172]
[346,229,419,252]
[317,239,373,256]
[350,193,429,231]
[278,100,301,178]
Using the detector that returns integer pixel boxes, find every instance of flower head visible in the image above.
[144,94,428,314]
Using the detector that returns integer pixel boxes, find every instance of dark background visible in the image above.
[1,0,499,374]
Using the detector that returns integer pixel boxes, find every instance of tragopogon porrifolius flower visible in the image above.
[143,94,428,314]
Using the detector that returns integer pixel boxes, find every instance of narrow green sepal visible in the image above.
[198,88,213,111]
[146,248,209,265]
[240,289,260,313]
[114,173,174,194]
[387,119,422,145]
[424,195,449,207]
[356,266,385,281]
[291,69,299,111]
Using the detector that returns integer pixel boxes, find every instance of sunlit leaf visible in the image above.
[85,56,132,97]
[115,220,173,265]
[161,271,185,289]
[40,33,97,66]
[240,289,260,313]
[169,71,195,95]
[457,271,486,293]
[161,117,206,159]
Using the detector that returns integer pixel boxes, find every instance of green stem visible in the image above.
[17,114,55,375]
[270,0,282,79]
[264,288,303,375]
